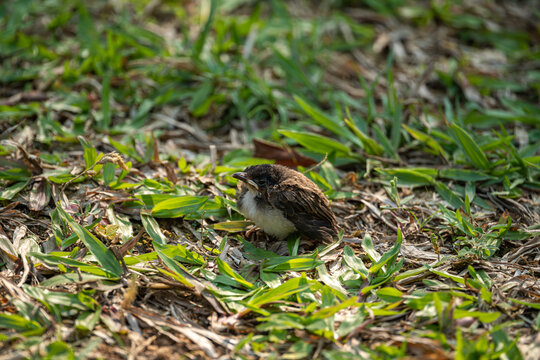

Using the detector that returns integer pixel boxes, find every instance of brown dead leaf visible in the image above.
[117,228,145,258]
[28,178,51,211]
[122,276,138,309]
[163,161,178,184]
[392,337,452,360]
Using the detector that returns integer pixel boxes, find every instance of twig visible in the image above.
[59,151,128,196]
[302,153,328,174]
[117,228,146,258]
[209,145,217,173]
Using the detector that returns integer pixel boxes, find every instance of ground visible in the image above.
[1,1,540,359]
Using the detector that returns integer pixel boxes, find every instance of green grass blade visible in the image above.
[151,196,208,218]
[56,203,122,277]
[154,243,195,288]
[263,255,323,273]
[435,181,465,209]
[361,233,381,263]
[344,118,384,155]
[295,96,360,147]
[342,246,369,278]
[217,258,255,289]
[403,124,448,159]
[248,276,313,307]
[278,129,350,156]
[378,168,435,187]
[451,123,490,169]
[141,213,167,245]
[368,230,402,274]
[192,0,216,59]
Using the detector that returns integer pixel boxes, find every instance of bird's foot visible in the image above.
[245,226,260,238]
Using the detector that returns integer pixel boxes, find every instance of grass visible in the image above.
[1,0,539,359]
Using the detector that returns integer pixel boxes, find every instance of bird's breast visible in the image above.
[238,190,296,240]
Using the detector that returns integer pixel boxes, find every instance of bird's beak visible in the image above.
[232,172,260,192]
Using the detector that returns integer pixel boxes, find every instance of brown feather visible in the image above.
[235,164,338,243]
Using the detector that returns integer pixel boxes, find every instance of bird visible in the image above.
[232,164,338,244]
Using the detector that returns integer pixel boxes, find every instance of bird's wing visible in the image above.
[266,183,337,241]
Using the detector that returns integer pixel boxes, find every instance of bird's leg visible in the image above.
[298,235,318,252]
[245,226,260,238]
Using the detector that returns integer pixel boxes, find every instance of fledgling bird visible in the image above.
[233,164,338,244]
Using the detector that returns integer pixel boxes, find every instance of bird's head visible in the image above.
[232,164,283,194]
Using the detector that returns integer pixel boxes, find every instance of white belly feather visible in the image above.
[239,190,296,240]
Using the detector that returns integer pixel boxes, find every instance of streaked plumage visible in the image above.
[233,164,338,243]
